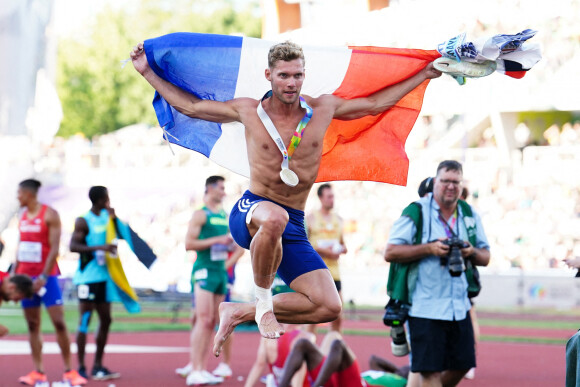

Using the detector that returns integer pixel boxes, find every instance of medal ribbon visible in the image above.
[257,91,313,170]
[287,97,313,159]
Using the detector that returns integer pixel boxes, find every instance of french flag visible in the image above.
[144,32,440,185]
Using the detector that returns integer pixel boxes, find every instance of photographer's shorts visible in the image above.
[408,313,475,372]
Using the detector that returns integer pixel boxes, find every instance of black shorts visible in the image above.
[77,281,108,304]
[408,313,475,372]
[334,280,342,292]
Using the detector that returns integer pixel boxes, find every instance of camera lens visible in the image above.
[390,325,410,357]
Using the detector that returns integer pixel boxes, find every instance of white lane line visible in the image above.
[0,340,188,355]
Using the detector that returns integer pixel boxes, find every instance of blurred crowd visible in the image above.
[2,120,579,296]
[1,0,579,294]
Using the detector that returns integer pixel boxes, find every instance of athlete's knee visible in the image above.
[260,211,289,238]
[99,314,112,328]
[26,318,41,333]
[52,319,67,334]
[293,337,316,353]
[317,298,342,322]
[329,338,346,355]
[197,314,217,330]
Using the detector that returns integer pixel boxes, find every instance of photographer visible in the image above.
[384,160,490,387]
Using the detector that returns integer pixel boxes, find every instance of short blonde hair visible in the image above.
[268,41,305,68]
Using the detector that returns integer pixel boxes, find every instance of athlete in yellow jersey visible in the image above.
[306,184,347,333]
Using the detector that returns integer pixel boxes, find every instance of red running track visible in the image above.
[0,329,565,387]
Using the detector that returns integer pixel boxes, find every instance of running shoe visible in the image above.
[176,363,193,378]
[201,370,224,385]
[186,370,218,386]
[77,366,88,380]
[63,369,88,385]
[91,366,121,380]
[212,362,232,378]
[201,370,224,384]
[433,57,497,78]
[18,370,47,385]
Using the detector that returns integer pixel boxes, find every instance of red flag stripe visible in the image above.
[317,48,440,185]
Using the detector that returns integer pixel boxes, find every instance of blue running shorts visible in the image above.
[229,190,327,286]
[22,275,63,309]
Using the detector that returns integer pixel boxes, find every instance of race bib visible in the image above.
[317,239,338,248]
[194,268,208,280]
[210,244,229,261]
[17,241,42,263]
[318,238,341,251]
[78,284,90,299]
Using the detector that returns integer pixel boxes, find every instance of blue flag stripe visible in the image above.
[145,32,244,157]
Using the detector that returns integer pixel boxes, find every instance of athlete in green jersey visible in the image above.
[192,205,230,292]
[179,176,242,385]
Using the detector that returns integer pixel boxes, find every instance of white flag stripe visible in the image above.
[209,37,352,178]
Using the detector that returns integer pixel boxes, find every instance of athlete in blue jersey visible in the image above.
[70,186,121,381]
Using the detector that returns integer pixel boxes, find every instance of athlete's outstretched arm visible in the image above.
[131,42,241,123]
[332,62,441,120]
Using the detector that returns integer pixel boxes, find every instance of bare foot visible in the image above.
[213,302,246,357]
[258,310,285,339]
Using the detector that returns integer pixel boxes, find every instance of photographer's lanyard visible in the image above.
[438,209,458,238]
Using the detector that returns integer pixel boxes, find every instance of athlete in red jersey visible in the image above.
[245,324,313,387]
[15,179,87,386]
[279,331,370,387]
[0,272,34,336]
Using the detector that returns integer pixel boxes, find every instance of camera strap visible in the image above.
[437,209,458,238]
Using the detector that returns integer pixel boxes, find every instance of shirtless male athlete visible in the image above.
[131,40,441,356]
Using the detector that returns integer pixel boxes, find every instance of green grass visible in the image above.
[315,328,570,346]
[345,307,580,330]
[478,318,579,330]
[0,302,260,335]
[479,335,568,345]
[1,303,576,346]
[475,306,580,317]
[0,302,191,335]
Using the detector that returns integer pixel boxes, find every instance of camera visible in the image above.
[441,237,468,277]
[383,299,410,356]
